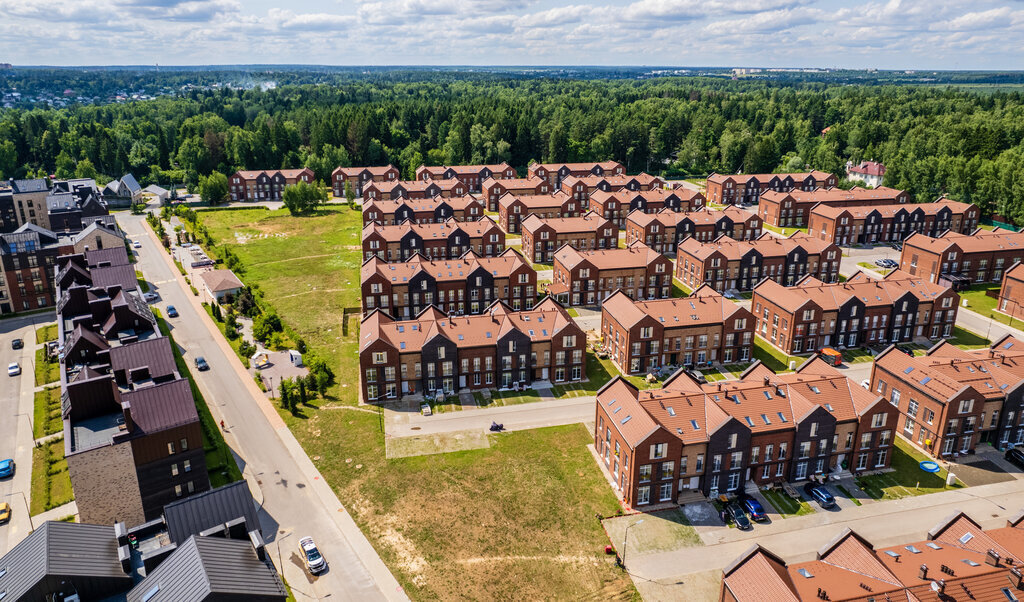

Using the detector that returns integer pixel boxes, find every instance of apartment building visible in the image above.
[332,164,400,197]
[528,161,625,187]
[560,173,665,204]
[999,262,1024,321]
[625,207,763,254]
[594,358,897,505]
[721,513,1024,602]
[361,195,485,226]
[415,163,516,192]
[752,270,960,355]
[759,186,909,228]
[46,179,110,234]
[55,247,211,526]
[589,188,706,228]
[705,171,835,205]
[1,178,51,231]
[0,224,66,314]
[228,168,314,202]
[481,176,551,211]
[497,190,580,234]
[675,233,841,293]
[521,212,618,264]
[600,286,755,374]
[359,297,586,401]
[363,178,467,201]
[808,199,979,245]
[900,229,1024,288]
[548,242,672,307]
[361,216,505,262]
[870,335,1024,458]
[360,248,536,317]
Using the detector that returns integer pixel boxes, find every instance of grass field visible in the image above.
[958,284,1024,329]
[948,326,991,350]
[753,337,804,373]
[35,323,58,343]
[34,347,60,386]
[189,206,636,600]
[136,270,150,292]
[30,438,74,515]
[761,488,814,518]
[855,437,963,501]
[33,386,63,439]
[857,261,891,275]
[762,223,808,236]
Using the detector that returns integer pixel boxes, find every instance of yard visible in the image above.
[30,437,74,515]
[854,437,963,501]
[762,223,808,236]
[753,336,804,373]
[34,347,60,386]
[948,326,991,350]
[33,386,63,439]
[760,488,815,518]
[958,284,1024,329]
[856,261,891,275]
[603,509,701,556]
[185,206,636,600]
[35,323,58,343]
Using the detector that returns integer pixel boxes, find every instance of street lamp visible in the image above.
[7,491,33,531]
[622,519,644,571]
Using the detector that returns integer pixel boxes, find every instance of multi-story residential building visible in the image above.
[360,249,536,317]
[808,199,979,245]
[588,188,706,228]
[721,512,1024,602]
[361,216,505,262]
[2,178,51,231]
[228,168,314,202]
[705,171,835,205]
[752,270,960,355]
[520,212,618,264]
[55,247,211,526]
[481,176,551,211]
[548,242,672,307]
[999,262,1024,321]
[600,285,755,374]
[415,163,517,192]
[560,173,665,204]
[900,229,1024,289]
[497,190,580,234]
[0,187,16,232]
[846,159,886,187]
[363,178,467,201]
[625,207,763,254]
[759,186,909,228]
[46,179,110,234]
[100,173,143,208]
[332,164,400,197]
[359,297,586,401]
[361,195,485,226]
[528,161,625,188]
[870,334,1024,458]
[675,233,841,293]
[594,358,897,505]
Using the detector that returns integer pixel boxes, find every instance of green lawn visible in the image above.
[836,485,863,506]
[948,325,991,350]
[35,323,58,343]
[183,206,636,600]
[484,388,543,406]
[855,437,963,501]
[34,347,60,386]
[761,488,815,518]
[841,347,875,364]
[672,278,693,297]
[762,223,808,236]
[30,437,74,515]
[531,262,553,272]
[567,308,580,318]
[856,261,891,275]
[753,337,804,373]
[33,386,63,439]
[136,270,150,292]
[958,284,1024,329]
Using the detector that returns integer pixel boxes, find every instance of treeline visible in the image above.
[0,76,1022,223]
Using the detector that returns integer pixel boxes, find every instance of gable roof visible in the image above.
[199,269,244,293]
[553,242,665,271]
[163,481,260,546]
[521,211,611,235]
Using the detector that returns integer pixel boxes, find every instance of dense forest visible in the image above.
[0,74,1022,224]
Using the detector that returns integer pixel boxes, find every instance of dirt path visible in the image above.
[457,554,593,565]
[249,253,336,266]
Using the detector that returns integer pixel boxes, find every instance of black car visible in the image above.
[896,346,915,357]
[1006,447,1024,470]
[726,502,753,530]
[11,338,23,350]
[804,482,837,509]
[194,356,209,371]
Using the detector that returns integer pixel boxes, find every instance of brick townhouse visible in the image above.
[759,185,909,228]
[600,285,756,374]
[589,188,705,228]
[625,207,763,254]
[870,334,1024,459]
[360,248,536,317]
[548,242,672,307]
[561,173,665,204]
[415,163,517,192]
[521,212,618,264]
[362,217,505,262]
[808,199,979,245]
[361,195,485,226]
[752,270,960,356]
[528,160,625,188]
[594,358,897,506]
[359,297,586,401]
[497,190,580,234]
[705,171,835,205]
[900,229,1024,289]
[0,224,67,314]
[228,168,314,202]
[675,233,841,294]
[332,164,400,197]
[999,262,1024,321]
[721,513,1024,602]
[363,178,467,201]
[481,176,551,211]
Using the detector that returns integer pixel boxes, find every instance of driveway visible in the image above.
[386,396,595,437]
[949,458,1016,487]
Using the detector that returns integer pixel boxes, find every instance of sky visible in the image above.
[1,0,1023,69]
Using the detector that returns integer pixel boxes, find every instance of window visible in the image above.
[890,388,901,406]
[872,413,887,428]
[695,454,704,472]
[167,442,176,455]
[959,399,974,414]
[637,486,650,505]
[660,461,674,480]
[861,433,872,449]
[639,464,651,482]
[171,463,179,477]
[175,484,183,497]
[908,399,919,418]
[659,482,673,502]
[651,443,667,459]
[712,454,722,471]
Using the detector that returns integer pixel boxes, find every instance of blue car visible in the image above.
[0,459,14,478]
[804,483,837,509]
[166,305,178,318]
[741,497,769,522]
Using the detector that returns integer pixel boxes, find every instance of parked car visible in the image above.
[420,403,432,416]
[166,305,178,318]
[726,502,753,530]
[860,379,871,390]
[11,338,23,350]
[0,502,10,524]
[741,497,769,522]
[1006,447,1024,470]
[688,370,707,384]
[7,362,20,377]
[882,259,899,268]
[874,259,888,267]
[0,459,14,478]
[133,240,142,249]
[896,346,915,357]
[804,482,837,509]
[143,292,159,303]
[298,536,327,574]
[194,356,209,371]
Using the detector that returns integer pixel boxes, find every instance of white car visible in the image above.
[133,240,142,249]
[860,379,870,390]
[299,536,327,574]
[7,362,21,377]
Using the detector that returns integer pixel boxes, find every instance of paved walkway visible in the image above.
[32,500,78,524]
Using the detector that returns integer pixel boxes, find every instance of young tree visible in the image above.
[298,379,308,406]
[304,372,319,399]
[344,180,356,208]
[279,378,291,409]
[199,172,229,205]
[283,180,328,215]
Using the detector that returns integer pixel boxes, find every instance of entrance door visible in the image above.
[459,375,466,388]
[542,368,549,380]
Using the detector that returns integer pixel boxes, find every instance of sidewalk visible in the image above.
[32,500,78,524]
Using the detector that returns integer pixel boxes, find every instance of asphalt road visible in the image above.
[121,213,406,602]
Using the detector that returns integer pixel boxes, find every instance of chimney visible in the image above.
[249,530,267,561]
[121,401,134,432]
[1009,567,1023,589]
[987,549,1002,567]
[936,579,946,595]
[763,376,771,386]
[918,564,928,580]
